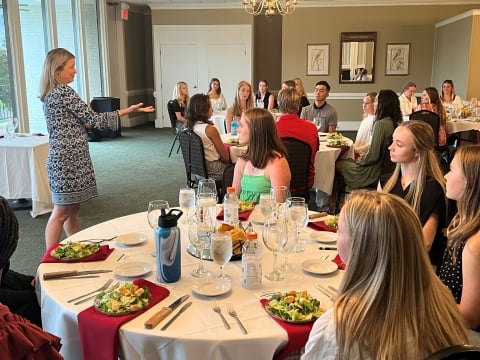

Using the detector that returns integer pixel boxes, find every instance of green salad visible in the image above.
[325,215,339,229]
[327,139,349,147]
[51,242,100,260]
[94,282,150,315]
[266,290,324,322]
[326,131,343,140]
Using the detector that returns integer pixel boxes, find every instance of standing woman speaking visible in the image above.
[39,48,154,248]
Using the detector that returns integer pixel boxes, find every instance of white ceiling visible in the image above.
[125,0,480,10]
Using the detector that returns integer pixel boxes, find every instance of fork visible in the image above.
[226,303,248,335]
[77,236,117,244]
[73,282,119,305]
[67,279,114,303]
[211,300,230,330]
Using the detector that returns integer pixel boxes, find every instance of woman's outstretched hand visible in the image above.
[128,103,155,113]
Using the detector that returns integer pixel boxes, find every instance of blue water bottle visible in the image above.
[231,120,239,136]
[156,208,183,283]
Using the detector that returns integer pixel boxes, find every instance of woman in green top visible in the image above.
[232,108,291,202]
[337,89,401,189]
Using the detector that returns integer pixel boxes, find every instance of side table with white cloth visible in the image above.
[37,211,344,360]
[210,111,227,135]
[0,135,53,217]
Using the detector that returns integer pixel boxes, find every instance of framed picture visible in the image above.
[386,43,410,75]
[307,44,329,76]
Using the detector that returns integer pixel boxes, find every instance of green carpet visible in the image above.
[10,123,186,276]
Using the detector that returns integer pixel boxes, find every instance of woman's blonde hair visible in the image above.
[382,121,445,214]
[277,87,300,115]
[172,81,189,107]
[362,91,377,118]
[335,190,467,359]
[446,145,480,263]
[293,78,307,97]
[232,81,254,117]
[39,48,75,102]
[424,87,447,127]
[241,108,287,169]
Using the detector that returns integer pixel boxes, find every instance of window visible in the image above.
[0,0,14,133]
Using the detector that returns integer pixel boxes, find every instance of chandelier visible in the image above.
[243,0,298,17]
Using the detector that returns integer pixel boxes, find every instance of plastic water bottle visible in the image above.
[223,187,239,225]
[156,208,183,283]
[242,223,262,289]
[231,120,239,136]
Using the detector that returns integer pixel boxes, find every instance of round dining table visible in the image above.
[37,210,343,360]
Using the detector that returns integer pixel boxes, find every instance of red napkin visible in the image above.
[217,208,254,221]
[307,221,337,232]
[260,299,314,360]
[332,254,346,270]
[78,279,170,360]
[40,243,114,263]
[223,143,232,163]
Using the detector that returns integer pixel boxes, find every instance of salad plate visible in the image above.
[94,282,151,316]
[115,261,152,277]
[116,232,147,246]
[265,291,324,323]
[50,242,100,261]
[311,231,338,243]
[301,259,338,275]
[191,278,231,297]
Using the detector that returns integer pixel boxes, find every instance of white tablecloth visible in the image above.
[0,135,53,217]
[37,211,343,360]
[211,112,227,135]
[446,117,480,134]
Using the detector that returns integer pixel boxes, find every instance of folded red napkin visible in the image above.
[307,221,337,232]
[332,254,346,270]
[223,143,232,163]
[260,299,314,360]
[217,208,254,221]
[78,279,170,360]
[40,243,114,263]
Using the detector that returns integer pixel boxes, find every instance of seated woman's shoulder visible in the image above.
[466,231,480,256]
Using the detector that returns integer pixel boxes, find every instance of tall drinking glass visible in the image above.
[196,193,217,228]
[210,232,232,280]
[259,193,274,219]
[270,186,289,216]
[282,197,308,264]
[188,217,212,278]
[179,188,196,223]
[263,217,288,281]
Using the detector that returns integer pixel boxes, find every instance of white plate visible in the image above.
[301,259,338,275]
[115,261,152,277]
[116,232,147,246]
[311,231,338,244]
[191,278,232,297]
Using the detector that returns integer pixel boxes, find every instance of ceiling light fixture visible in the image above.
[243,0,298,17]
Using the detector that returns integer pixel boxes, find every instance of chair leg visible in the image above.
[168,136,178,157]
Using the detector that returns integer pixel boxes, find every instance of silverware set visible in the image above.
[77,236,117,244]
[211,300,247,334]
[67,279,115,305]
[315,284,337,302]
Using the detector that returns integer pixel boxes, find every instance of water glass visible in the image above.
[179,188,196,223]
[270,185,289,215]
[259,193,274,219]
[210,232,232,280]
[188,217,212,278]
[196,193,217,227]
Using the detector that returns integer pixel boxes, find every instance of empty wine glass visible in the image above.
[198,178,217,197]
[5,117,18,140]
[179,188,196,224]
[259,193,274,219]
[284,197,308,256]
[210,232,232,280]
[278,221,297,272]
[270,185,289,216]
[188,216,212,278]
[455,106,463,119]
[471,98,478,116]
[263,216,288,281]
[147,200,170,229]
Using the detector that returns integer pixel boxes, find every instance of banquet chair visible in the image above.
[221,163,235,201]
[167,100,181,157]
[282,137,311,201]
[423,345,480,360]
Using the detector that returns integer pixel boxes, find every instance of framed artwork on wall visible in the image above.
[307,44,329,76]
[386,43,410,75]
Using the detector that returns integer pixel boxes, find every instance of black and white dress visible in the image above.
[43,85,119,205]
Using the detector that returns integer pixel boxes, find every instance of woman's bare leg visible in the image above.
[45,203,81,248]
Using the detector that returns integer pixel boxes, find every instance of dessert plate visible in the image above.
[311,231,338,244]
[191,278,231,297]
[301,259,338,275]
[115,261,152,277]
[116,232,147,246]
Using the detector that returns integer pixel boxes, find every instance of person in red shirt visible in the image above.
[276,87,319,191]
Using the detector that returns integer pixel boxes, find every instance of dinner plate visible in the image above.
[115,261,152,277]
[264,298,321,324]
[311,231,338,243]
[301,259,338,275]
[50,243,101,262]
[191,278,231,297]
[116,232,147,246]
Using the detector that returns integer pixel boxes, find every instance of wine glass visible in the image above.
[198,178,217,197]
[6,117,18,140]
[471,98,478,116]
[210,232,232,280]
[270,185,289,216]
[263,217,288,281]
[284,197,308,258]
[259,193,274,219]
[188,216,212,278]
[179,188,196,224]
[455,106,463,119]
[147,200,169,229]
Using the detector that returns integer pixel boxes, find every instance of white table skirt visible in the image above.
[446,117,480,134]
[211,112,227,135]
[0,135,53,217]
[37,211,343,360]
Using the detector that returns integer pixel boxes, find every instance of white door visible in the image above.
[153,25,252,128]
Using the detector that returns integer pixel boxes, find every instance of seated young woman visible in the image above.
[302,191,469,360]
[438,145,480,331]
[185,94,230,181]
[353,92,377,158]
[232,108,291,203]
[415,86,448,146]
[379,121,447,268]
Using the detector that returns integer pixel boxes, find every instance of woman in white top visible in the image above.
[207,77,227,112]
[441,79,463,109]
[353,92,377,158]
[302,191,468,360]
[398,81,417,116]
[186,94,230,181]
[225,80,254,132]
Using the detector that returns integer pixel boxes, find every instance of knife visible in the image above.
[309,212,327,219]
[160,302,192,331]
[43,270,112,280]
[315,284,336,302]
[144,295,190,329]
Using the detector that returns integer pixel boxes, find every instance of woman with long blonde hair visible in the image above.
[380,121,447,267]
[171,81,190,129]
[353,91,377,157]
[439,145,480,331]
[225,80,254,132]
[303,191,468,360]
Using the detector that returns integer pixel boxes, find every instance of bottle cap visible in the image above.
[158,209,183,228]
[227,186,235,193]
[246,231,257,240]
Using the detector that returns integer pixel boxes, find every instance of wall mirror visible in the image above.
[339,32,377,84]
